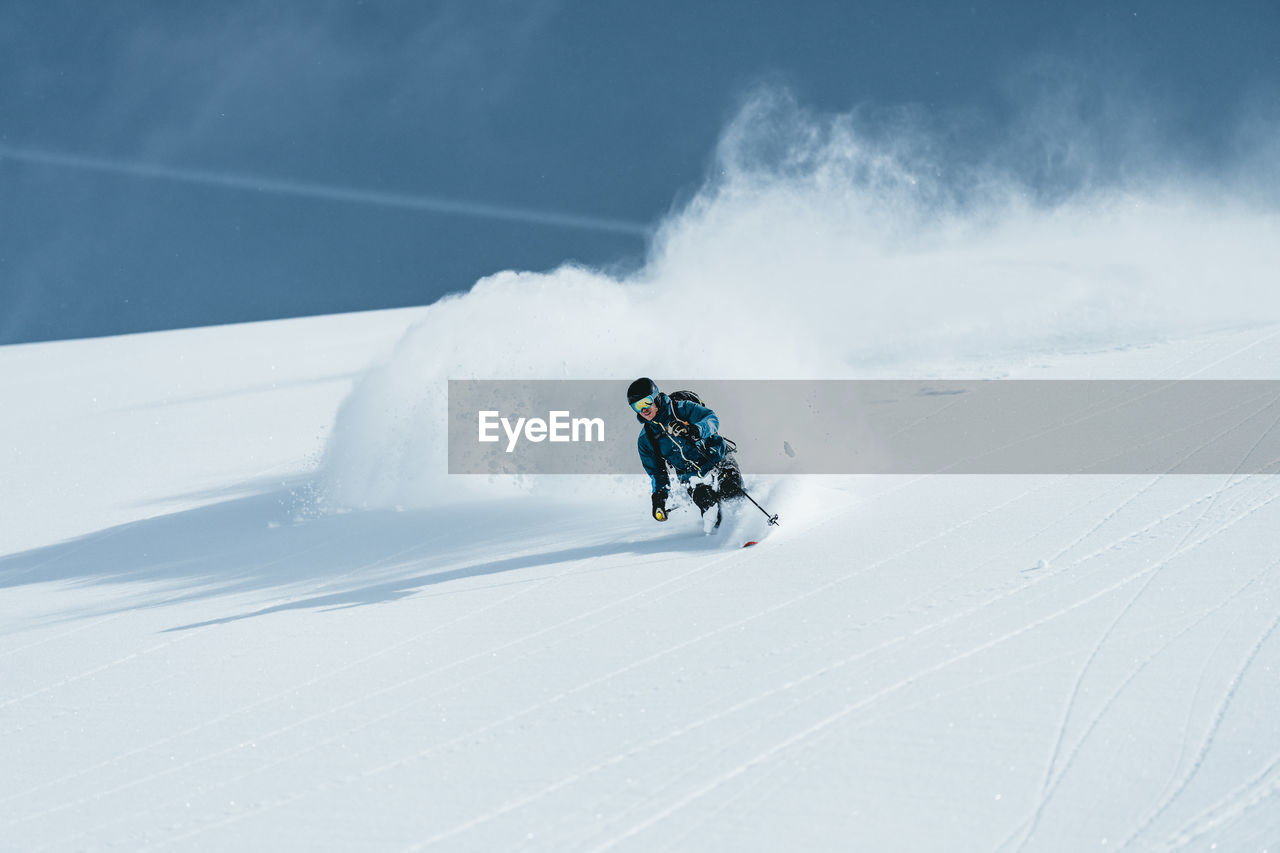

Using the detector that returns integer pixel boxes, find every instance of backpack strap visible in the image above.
[644,422,664,462]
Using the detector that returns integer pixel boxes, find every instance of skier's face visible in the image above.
[632,393,659,420]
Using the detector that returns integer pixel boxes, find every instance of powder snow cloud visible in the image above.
[320,86,1280,510]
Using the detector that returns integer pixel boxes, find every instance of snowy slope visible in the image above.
[4,311,1279,852]
[6,96,1280,851]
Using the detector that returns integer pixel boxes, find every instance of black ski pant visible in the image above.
[686,454,744,514]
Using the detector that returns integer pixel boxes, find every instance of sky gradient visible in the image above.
[2,0,1277,344]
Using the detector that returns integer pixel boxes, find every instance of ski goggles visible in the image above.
[631,395,656,413]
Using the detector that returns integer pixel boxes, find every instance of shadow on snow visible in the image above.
[0,483,721,627]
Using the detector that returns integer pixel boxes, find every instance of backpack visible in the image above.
[666,389,705,407]
[644,390,736,466]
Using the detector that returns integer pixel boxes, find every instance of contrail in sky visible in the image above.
[0,145,653,238]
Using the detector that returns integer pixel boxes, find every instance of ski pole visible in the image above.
[739,488,780,526]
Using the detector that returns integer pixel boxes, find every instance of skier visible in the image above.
[626,377,745,525]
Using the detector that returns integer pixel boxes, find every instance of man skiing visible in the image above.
[626,377,745,526]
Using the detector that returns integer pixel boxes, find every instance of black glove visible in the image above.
[668,421,698,441]
[651,489,669,521]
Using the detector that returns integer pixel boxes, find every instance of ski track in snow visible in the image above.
[1180,325,1280,379]
[1118,599,1280,849]
[15,461,1278,852]
[123,527,846,850]
[7,320,1280,851]
[999,546,1280,852]
[393,469,1280,850]
[648,474,1280,850]
[4,531,442,812]
[0,526,393,740]
[582,487,1280,852]
[77,475,1043,851]
[1008,390,1280,850]
[1160,752,1280,850]
[31,534,754,850]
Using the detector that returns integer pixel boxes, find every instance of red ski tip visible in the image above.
[742,540,759,548]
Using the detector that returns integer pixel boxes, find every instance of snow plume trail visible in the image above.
[0,145,652,238]
[320,85,1280,511]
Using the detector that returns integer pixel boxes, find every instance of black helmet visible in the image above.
[626,377,659,406]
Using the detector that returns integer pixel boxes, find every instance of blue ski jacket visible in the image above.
[635,393,729,493]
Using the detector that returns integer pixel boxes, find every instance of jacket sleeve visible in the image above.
[637,430,670,493]
[675,401,719,440]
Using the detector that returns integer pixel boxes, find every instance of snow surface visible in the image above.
[5,100,1280,850]
[4,308,1280,852]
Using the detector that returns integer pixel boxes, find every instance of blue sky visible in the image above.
[1,0,1276,343]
